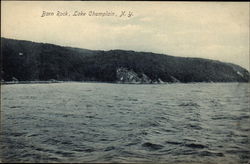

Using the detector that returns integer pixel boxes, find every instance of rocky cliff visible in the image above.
[116,67,166,84]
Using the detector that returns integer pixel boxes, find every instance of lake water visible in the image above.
[0,82,249,163]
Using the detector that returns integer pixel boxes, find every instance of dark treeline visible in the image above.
[1,37,249,83]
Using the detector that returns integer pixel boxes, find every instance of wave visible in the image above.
[184,143,208,149]
[142,142,164,150]
[198,151,224,157]
[179,102,200,108]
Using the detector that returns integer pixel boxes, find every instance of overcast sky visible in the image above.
[2,1,249,70]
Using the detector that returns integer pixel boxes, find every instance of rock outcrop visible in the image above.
[116,67,152,83]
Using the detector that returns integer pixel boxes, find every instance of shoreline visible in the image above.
[1,80,249,85]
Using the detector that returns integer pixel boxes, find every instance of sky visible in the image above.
[1,1,249,70]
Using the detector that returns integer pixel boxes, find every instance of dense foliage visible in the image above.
[1,38,249,82]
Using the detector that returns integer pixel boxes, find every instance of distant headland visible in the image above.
[1,37,249,84]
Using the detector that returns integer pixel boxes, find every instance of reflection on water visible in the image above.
[1,82,249,163]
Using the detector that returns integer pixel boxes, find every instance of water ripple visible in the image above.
[1,83,249,163]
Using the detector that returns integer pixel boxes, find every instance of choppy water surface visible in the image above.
[1,82,249,163]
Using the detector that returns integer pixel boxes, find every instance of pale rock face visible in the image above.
[116,67,152,84]
[158,78,164,84]
[116,67,140,83]
[237,71,243,77]
[170,76,180,83]
[141,73,151,83]
[116,67,181,84]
